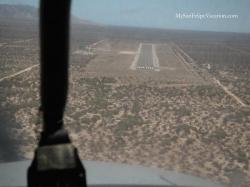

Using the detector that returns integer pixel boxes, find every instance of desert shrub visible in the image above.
[115,115,143,134]
[236,149,248,164]
[175,124,190,135]
[131,101,140,114]
[213,129,227,140]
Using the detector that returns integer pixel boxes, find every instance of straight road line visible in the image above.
[171,43,201,77]
[0,39,33,48]
[172,43,248,107]
[0,64,38,82]
[74,39,106,55]
[90,39,105,47]
[213,78,248,107]
[152,44,160,71]
[130,43,142,70]
[12,38,33,44]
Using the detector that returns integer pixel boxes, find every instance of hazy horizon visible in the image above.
[0,0,250,33]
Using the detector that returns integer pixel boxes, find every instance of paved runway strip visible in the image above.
[131,43,160,71]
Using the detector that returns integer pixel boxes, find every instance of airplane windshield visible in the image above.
[0,1,249,187]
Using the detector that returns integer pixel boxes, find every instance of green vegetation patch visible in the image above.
[175,106,191,117]
[84,77,113,111]
[213,128,227,140]
[115,115,143,134]
[131,100,140,114]
[236,149,248,163]
[175,124,190,135]
[102,77,116,84]
[190,85,224,97]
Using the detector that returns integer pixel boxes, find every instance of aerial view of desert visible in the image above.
[0,3,250,187]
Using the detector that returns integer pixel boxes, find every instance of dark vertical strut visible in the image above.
[40,0,71,134]
[28,1,86,186]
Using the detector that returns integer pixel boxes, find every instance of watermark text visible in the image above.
[176,13,239,19]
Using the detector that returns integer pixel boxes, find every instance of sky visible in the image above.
[1,0,250,33]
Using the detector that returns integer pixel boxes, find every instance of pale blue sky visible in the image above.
[1,0,250,33]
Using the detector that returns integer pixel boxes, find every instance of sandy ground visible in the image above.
[0,37,250,187]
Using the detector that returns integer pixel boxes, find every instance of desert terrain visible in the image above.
[0,15,250,187]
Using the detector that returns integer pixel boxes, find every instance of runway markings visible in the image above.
[131,43,160,71]
[0,64,38,82]
[119,51,136,55]
[136,66,154,70]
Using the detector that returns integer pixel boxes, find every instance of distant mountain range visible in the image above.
[0,4,98,25]
[0,4,38,19]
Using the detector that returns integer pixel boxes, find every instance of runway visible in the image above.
[131,43,160,71]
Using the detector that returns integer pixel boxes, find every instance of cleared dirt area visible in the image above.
[84,40,206,86]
